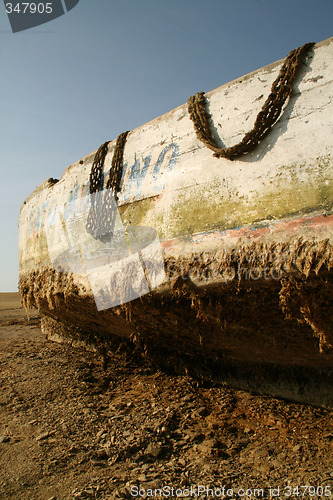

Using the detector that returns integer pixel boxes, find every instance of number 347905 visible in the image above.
[5,3,53,14]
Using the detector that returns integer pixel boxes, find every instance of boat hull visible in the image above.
[19,37,333,406]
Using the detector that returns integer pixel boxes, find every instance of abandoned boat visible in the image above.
[19,37,333,407]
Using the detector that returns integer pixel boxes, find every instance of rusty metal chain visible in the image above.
[106,131,129,199]
[188,42,314,160]
[88,141,110,194]
[86,131,129,239]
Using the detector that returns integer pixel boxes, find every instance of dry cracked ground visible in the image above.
[0,293,332,500]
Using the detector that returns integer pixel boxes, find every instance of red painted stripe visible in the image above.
[161,213,333,249]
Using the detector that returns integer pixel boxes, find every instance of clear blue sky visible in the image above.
[1,0,332,291]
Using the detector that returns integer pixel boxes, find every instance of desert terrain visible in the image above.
[0,293,332,499]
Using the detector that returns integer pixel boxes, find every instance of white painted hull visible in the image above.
[18,38,333,407]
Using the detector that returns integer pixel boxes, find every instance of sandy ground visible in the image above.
[0,293,332,500]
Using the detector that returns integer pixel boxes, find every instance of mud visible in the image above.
[18,235,333,408]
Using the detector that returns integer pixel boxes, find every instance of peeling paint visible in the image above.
[17,37,333,405]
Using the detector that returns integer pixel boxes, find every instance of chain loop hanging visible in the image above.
[86,131,129,239]
[188,42,314,159]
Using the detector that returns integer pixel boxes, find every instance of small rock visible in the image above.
[95,449,109,460]
[182,395,192,402]
[257,464,271,474]
[144,480,162,490]
[73,489,95,499]
[197,439,217,454]
[111,469,128,481]
[292,444,301,453]
[173,439,188,448]
[90,460,106,467]
[253,447,269,458]
[194,406,208,417]
[96,429,106,440]
[36,431,54,441]
[0,436,10,443]
[183,430,204,442]
[145,443,163,458]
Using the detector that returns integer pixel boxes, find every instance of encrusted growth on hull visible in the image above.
[18,234,333,407]
[280,277,333,353]
[164,237,333,283]
[19,235,333,355]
